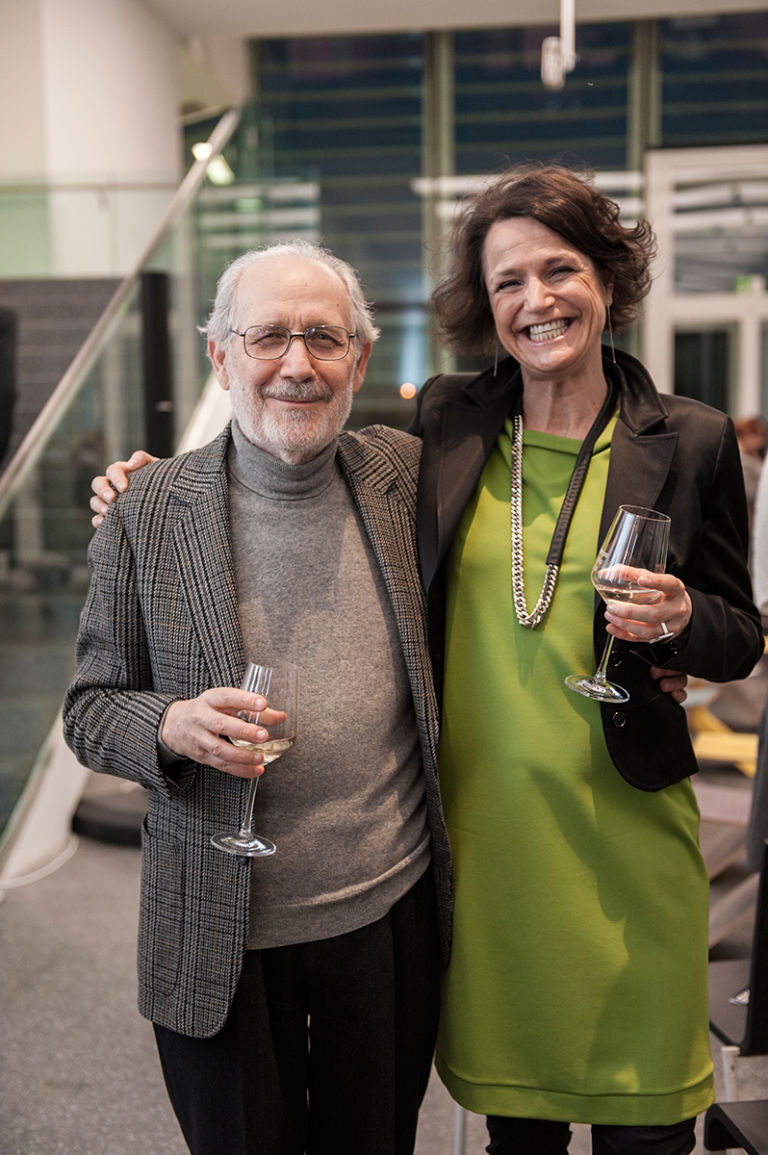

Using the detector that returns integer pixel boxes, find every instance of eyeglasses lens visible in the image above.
[242,325,350,360]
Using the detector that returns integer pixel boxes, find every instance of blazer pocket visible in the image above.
[138,821,184,998]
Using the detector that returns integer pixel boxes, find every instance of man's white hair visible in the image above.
[203,239,380,355]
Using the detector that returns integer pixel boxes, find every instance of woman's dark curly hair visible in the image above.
[431,163,658,354]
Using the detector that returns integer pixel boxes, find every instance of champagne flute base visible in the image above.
[564,674,630,703]
[210,832,277,857]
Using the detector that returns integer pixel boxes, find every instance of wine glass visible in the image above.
[210,662,298,857]
[565,505,671,704]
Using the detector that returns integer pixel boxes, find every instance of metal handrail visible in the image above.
[0,104,242,518]
[0,178,178,194]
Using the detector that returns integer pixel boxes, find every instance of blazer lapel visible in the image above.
[170,437,245,689]
[600,425,678,539]
[337,431,421,612]
[420,367,519,592]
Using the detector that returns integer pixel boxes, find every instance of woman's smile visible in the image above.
[525,318,572,343]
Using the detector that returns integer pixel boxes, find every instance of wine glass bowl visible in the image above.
[211,662,298,857]
[565,505,670,703]
[590,562,664,607]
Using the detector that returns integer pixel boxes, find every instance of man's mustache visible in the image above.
[260,383,334,403]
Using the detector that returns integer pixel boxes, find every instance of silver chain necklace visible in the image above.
[510,414,559,629]
[509,382,617,631]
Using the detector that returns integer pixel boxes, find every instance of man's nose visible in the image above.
[278,334,314,374]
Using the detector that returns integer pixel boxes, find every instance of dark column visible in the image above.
[140,271,174,459]
[0,305,17,466]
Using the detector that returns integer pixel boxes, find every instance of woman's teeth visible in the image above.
[528,319,570,342]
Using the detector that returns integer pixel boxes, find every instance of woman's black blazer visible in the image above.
[410,348,764,791]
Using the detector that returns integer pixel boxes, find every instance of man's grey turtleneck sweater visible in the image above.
[227,420,430,950]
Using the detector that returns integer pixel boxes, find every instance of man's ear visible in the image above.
[351,341,373,394]
[209,338,230,391]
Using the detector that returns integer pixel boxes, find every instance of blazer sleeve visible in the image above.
[62,499,196,798]
[638,410,763,682]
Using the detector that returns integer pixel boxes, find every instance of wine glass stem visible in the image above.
[239,776,260,838]
[594,635,615,685]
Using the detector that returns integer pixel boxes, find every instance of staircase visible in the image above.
[0,278,120,469]
[0,277,119,836]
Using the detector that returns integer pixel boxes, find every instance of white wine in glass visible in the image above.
[565,505,670,704]
[211,662,298,857]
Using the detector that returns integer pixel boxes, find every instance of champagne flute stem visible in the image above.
[238,776,260,838]
[594,635,615,686]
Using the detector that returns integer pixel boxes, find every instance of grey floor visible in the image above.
[0,834,492,1155]
[0,772,760,1155]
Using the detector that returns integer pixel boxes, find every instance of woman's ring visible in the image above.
[654,621,675,643]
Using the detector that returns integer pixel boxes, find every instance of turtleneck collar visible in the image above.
[228,418,339,500]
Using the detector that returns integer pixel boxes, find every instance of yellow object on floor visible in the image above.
[689,703,758,778]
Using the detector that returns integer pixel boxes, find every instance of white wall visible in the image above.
[40,0,179,182]
[0,0,182,275]
[0,1,47,178]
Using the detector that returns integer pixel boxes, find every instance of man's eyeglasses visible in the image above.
[230,324,357,362]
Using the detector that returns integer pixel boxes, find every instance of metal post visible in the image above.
[453,1103,467,1155]
[140,270,174,459]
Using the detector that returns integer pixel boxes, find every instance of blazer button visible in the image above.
[609,651,622,668]
[611,711,628,728]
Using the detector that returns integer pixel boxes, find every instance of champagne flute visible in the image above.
[565,505,671,704]
[210,662,298,857]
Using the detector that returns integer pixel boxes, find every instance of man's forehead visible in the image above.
[235,255,350,312]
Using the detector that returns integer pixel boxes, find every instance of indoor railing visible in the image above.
[0,108,243,864]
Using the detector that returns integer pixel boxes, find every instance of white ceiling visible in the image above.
[144,0,768,40]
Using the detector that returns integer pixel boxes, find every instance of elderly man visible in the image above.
[64,240,451,1155]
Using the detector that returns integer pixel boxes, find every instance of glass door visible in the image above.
[643,144,768,419]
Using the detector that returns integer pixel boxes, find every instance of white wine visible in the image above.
[593,581,663,605]
[230,733,296,763]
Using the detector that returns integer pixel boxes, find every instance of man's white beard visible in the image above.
[227,367,356,464]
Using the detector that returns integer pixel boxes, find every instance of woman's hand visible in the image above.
[89,449,157,528]
[603,571,692,645]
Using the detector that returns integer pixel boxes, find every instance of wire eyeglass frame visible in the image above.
[230,324,357,361]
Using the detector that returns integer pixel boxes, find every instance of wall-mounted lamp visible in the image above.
[541,0,577,89]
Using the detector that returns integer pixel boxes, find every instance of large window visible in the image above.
[252,35,428,425]
[236,14,768,425]
[660,13,768,147]
[453,24,633,175]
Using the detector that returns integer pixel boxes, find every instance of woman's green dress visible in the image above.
[435,420,714,1125]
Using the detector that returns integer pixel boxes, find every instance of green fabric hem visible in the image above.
[435,1058,715,1127]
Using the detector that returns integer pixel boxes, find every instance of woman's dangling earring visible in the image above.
[606,306,617,365]
[493,342,499,378]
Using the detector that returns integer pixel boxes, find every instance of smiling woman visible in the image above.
[411,162,763,1155]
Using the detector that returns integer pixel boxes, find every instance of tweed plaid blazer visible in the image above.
[63,423,452,1038]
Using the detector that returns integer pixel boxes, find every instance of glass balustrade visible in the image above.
[0,116,241,851]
